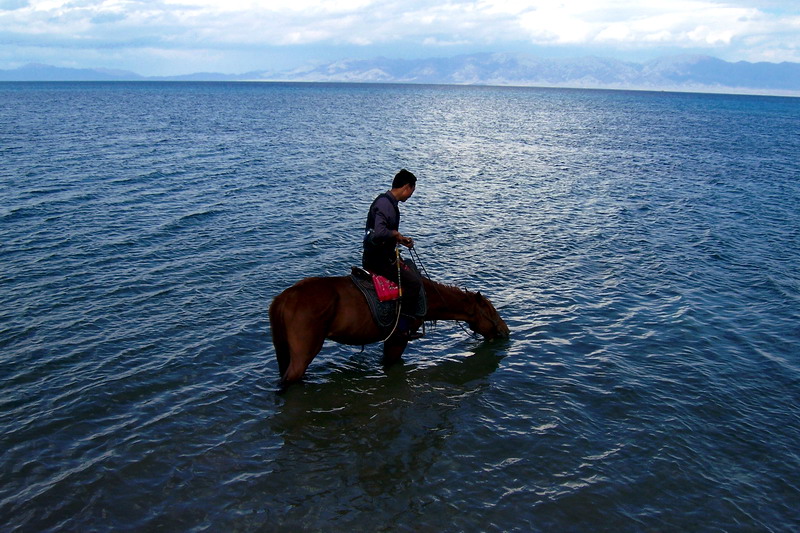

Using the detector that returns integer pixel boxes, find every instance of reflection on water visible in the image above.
[261,341,506,529]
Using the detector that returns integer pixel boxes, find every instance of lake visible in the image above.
[1,82,799,531]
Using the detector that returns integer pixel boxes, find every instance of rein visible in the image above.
[409,247,482,339]
[379,247,403,343]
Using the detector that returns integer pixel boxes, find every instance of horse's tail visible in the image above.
[268,293,291,379]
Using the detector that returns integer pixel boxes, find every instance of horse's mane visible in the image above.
[424,277,480,297]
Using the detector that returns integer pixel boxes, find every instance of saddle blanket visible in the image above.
[349,261,427,331]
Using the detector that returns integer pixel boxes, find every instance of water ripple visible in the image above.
[1,83,799,531]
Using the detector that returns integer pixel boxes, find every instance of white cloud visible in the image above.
[1,0,799,72]
[509,1,765,47]
[161,0,376,12]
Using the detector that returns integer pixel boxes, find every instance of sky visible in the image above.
[1,0,799,75]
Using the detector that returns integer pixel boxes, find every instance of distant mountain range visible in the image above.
[2,54,799,95]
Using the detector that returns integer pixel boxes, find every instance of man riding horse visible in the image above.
[362,169,424,340]
[269,168,509,384]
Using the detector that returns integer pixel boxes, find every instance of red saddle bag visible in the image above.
[371,274,400,302]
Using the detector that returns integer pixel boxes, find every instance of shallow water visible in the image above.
[1,82,799,531]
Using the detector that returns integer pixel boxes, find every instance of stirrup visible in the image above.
[394,315,423,340]
[402,330,424,340]
[390,329,424,341]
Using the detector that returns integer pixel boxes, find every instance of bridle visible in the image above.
[409,247,504,339]
[469,293,506,339]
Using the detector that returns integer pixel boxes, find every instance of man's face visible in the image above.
[400,184,415,202]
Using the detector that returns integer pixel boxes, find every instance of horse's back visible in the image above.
[271,276,343,315]
[269,275,378,345]
[271,275,371,323]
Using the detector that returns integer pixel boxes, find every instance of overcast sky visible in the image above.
[1,0,798,75]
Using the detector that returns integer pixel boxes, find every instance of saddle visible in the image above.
[349,260,427,331]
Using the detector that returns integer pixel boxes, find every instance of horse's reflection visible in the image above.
[263,341,507,517]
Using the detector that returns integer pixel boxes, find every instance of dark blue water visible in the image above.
[2,82,799,531]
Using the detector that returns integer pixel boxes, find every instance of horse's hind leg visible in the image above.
[269,300,291,379]
[271,277,340,385]
[281,329,326,384]
[276,347,290,380]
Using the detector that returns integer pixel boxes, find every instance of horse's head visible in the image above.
[467,292,510,340]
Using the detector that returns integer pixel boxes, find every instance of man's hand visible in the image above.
[397,234,414,249]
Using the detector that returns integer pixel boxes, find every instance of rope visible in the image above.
[376,243,482,343]
[379,247,403,343]
[409,246,480,339]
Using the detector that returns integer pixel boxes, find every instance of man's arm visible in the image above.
[370,197,396,242]
[371,198,413,248]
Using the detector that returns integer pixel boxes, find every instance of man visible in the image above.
[363,169,423,339]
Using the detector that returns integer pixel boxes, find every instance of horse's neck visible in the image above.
[423,279,475,322]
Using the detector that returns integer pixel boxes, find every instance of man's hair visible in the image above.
[392,169,417,189]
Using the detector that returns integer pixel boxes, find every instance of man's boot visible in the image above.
[395,314,423,340]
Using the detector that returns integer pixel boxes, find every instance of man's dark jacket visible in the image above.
[363,191,400,272]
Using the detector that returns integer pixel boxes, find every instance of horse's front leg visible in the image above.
[382,339,408,366]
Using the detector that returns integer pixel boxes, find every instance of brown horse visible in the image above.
[269,275,510,384]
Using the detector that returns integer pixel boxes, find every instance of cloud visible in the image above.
[0,0,28,11]
[1,0,798,72]
[503,1,769,47]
